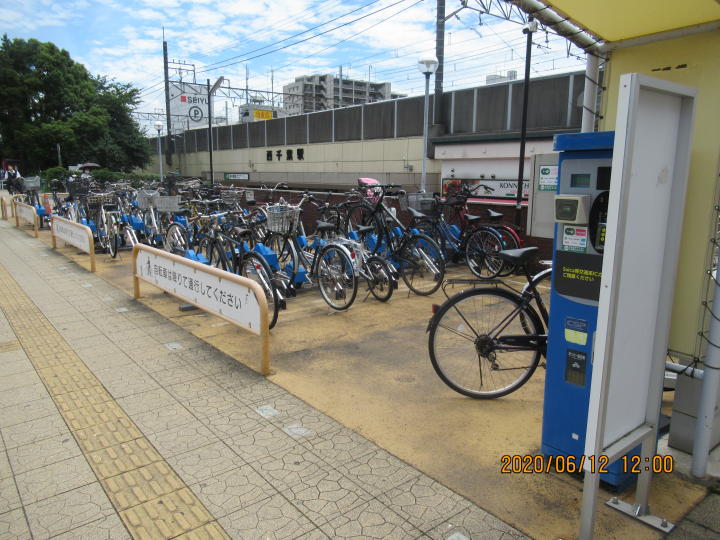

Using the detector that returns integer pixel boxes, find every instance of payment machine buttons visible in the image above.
[565,349,588,386]
[564,317,588,345]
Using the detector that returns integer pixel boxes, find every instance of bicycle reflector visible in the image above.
[431,304,440,314]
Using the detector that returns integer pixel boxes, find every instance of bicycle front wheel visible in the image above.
[240,253,279,329]
[398,234,445,296]
[365,255,394,302]
[428,288,542,399]
[164,223,189,254]
[317,245,358,310]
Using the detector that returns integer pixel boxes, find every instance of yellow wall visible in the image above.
[600,31,720,359]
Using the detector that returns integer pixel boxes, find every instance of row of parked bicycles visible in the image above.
[22,178,527,332]
[14,178,558,401]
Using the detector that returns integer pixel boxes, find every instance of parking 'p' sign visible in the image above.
[188,106,204,121]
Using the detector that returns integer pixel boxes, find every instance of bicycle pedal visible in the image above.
[279,299,287,310]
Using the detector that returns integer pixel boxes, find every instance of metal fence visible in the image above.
[159,71,584,154]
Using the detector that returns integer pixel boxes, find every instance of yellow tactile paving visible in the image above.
[53,386,114,412]
[0,264,229,539]
[74,417,145,453]
[120,488,214,539]
[64,401,128,431]
[104,462,186,510]
[87,439,163,479]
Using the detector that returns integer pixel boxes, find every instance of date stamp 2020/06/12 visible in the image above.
[500,454,674,474]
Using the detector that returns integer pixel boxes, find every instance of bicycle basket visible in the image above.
[86,193,116,207]
[67,179,91,197]
[266,205,301,234]
[220,188,244,202]
[407,193,438,216]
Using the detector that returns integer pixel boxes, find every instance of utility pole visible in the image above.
[207,77,225,186]
[56,144,62,168]
[245,65,249,105]
[433,0,446,127]
[366,66,370,103]
[207,79,214,185]
[338,66,343,109]
[514,16,535,226]
[271,68,274,108]
[162,38,173,175]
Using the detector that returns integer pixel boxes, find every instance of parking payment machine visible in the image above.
[541,131,636,488]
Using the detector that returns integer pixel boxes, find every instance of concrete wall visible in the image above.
[599,31,720,360]
[155,136,442,191]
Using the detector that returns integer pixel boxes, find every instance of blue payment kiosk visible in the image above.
[541,131,637,488]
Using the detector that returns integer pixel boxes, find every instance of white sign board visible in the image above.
[52,217,91,253]
[135,248,262,334]
[169,81,208,127]
[586,75,697,454]
[16,202,36,226]
[580,74,697,537]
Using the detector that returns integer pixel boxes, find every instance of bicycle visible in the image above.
[344,184,445,296]
[411,184,522,279]
[191,212,281,329]
[262,195,359,311]
[426,246,550,399]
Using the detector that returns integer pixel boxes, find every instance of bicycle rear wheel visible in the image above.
[428,288,543,399]
[240,253,279,329]
[398,233,445,295]
[465,227,503,279]
[495,226,520,277]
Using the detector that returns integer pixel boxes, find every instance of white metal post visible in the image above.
[421,72,431,193]
[581,53,600,132]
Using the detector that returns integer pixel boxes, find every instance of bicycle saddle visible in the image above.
[466,214,484,223]
[231,227,252,237]
[408,207,427,220]
[487,209,504,219]
[355,225,375,235]
[498,246,538,265]
[315,220,337,233]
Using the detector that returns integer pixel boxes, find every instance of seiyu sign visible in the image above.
[169,82,208,126]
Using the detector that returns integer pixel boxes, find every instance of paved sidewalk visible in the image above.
[0,221,527,539]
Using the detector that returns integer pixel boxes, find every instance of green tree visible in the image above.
[0,35,151,174]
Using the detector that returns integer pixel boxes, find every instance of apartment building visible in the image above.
[283,74,405,115]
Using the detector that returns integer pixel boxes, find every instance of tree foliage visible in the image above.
[0,35,151,174]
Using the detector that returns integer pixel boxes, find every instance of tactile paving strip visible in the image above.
[0,265,228,539]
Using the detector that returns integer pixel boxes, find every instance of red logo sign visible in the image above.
[180,96,187,102]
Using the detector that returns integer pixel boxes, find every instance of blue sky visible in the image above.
[2,0,585,131]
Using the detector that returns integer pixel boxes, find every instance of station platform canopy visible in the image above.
[549,0,719,42]
[506,0,719,50]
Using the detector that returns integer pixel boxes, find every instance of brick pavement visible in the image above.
[0,219,527,538]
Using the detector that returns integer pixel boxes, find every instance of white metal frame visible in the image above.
[579,73,697,538]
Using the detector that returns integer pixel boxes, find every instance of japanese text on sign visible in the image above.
[52,217,91,253]
[15,203,36,226]
[135,249,261,333]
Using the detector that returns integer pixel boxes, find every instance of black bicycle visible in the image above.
[427,247,551,399]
